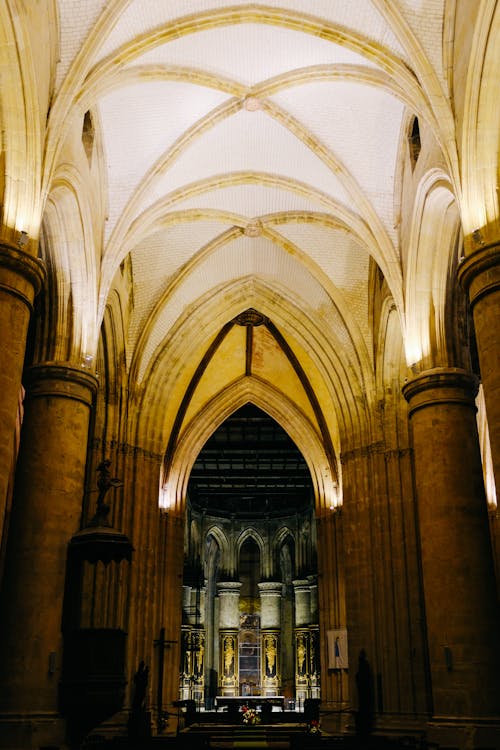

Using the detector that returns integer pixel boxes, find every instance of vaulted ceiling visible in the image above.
[12,1,478,510]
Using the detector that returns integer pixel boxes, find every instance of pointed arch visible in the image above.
[162,376,338,520]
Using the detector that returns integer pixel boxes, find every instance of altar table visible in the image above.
[215,695,285,711]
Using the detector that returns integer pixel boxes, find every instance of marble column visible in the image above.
[308,574,318,624]
[0,362,97,748]
[218,581,241,696]
[259,581,281,695]
[0,243,44,543]
[403,368,500,743]
[293,579,311,628]
[459,243,500,504]
[293,579,311,704]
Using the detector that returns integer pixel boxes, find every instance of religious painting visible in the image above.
[327,628,348,669]
[223,634,236,677]
[296,631,309,677]
[264,633,278,678]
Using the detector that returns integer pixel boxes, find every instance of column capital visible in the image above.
[458,241,500,308]
[24,362,98,407]
[402,367,478,417]
[0,242,45,309]
[292,579,310,591]
[258,581,282,595]
[217,581,242,595]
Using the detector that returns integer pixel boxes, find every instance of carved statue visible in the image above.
[89,459,123,527]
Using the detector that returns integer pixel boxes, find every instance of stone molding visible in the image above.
[0,242,45,309]
[217,581,242,593]
[402,367,479,417]
[91,438,164,461]
[258,581,282,594]
[23,362,98,407]
[458,241,500,308]
[340,440,411,466]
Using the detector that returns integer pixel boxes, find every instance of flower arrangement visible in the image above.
[241,705,260,725]
[306,719,321,735]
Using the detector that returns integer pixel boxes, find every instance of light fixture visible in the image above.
[17,231,29,249]
[472,228,484,246]
[81,353,94,369]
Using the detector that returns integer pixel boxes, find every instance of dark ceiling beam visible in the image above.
[195,443,302,452]
[191,488,311,496]
[190,472,310,481]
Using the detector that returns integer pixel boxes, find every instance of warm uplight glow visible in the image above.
[81,353,94,369]
[403,318,431,370]
[329,480,342,510]
[461,198,487,245]
[158,484,172,510]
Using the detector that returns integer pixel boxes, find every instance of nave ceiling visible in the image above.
[3,1,499,508]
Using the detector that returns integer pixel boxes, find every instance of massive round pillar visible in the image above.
[0,362,97,748]
[459,243,500,504]
[0,243,44,545]
[403,367,500,747]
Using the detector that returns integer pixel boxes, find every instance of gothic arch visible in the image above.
[162,377,338,519]
[204,526,231,579]
[236,528,265,580]
[404,170,461,370]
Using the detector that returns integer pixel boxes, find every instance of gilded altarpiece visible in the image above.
[220,630,238,695]
[179,626,205,703]
[261,630,280,695]
[191,628,205,704]
[295,628,310,704]
[179,626,192,700]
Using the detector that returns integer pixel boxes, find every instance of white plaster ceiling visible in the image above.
[53,0,449,386]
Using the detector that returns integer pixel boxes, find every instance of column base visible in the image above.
[0,713,66,749]
[426,717,500,749]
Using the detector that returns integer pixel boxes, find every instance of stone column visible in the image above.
[0,243,44,543]
[293,579,311,629]
[459,244,500,504]
[403,367,500,745]
[218,581,241,696]
[259,581,281,695]
[0,362,97,749]
[293,579,311,704]
[308,574,318,624]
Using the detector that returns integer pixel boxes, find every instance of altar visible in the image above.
[215,695,285,712]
